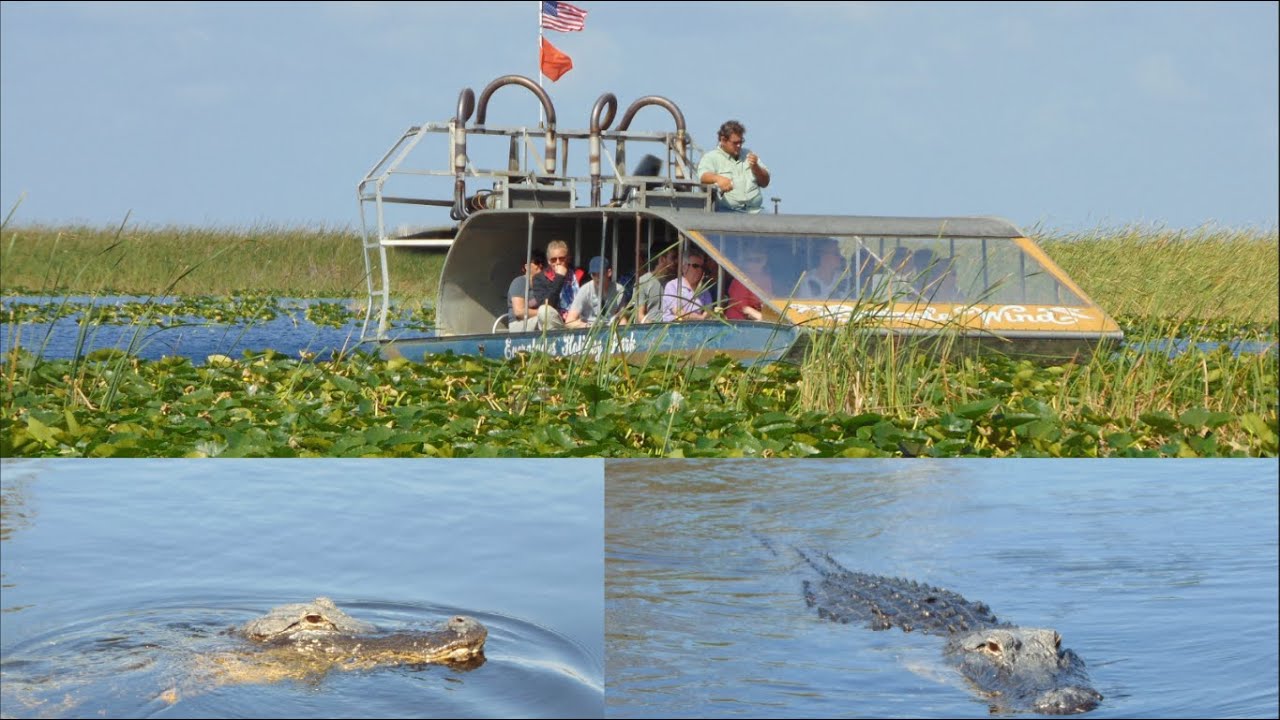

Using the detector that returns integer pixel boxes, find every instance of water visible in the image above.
[0,297,432,362]
[3,296,1273,363]
[605,459,1279,718]
[0,460,604,718]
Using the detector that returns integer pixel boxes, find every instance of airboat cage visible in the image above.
[356,74,1122,361]
[356,75,711,339]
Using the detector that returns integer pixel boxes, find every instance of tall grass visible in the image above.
[1039,223,1278,323]
[0,224,444,303]
[5,222,1274,323]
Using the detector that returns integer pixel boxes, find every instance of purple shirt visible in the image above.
[661,277,713,322]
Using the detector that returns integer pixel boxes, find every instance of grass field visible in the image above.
[2,222,1276,323]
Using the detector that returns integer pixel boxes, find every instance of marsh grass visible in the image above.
[4,222,1274,320]
[1040,224,1278,323]
[0,224,444,303]
[2,219,1276,457]
[796,293,1276,455]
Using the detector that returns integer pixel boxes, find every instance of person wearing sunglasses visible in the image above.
[529,239,580,329]
[661,251,716,322]
[697,119,771,214]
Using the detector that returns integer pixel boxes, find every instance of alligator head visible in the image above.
[946,627,1103,715]
[240,597,376,642]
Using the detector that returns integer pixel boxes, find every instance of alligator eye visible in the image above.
[304,614,323,623]
[1054,633,1062,650]
[982,640,1002,653]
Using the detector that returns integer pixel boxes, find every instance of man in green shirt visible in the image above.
[697,120,771,213]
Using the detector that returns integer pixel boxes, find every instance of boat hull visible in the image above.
[373,320,804,365]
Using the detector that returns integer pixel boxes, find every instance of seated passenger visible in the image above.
[910,249,963,303]
[799,239,852,300]
[530,239,578,330]
[725,250,773,321]
[565,256,627,328]
[662,251,715,321]
[867,247,916,302]
[630,243,678,323]
[506,249,547,332]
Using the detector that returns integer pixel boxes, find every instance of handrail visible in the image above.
[612,95,690,202]
[588,92,618,206]
[450,87,476,221]
[474,74,558,175]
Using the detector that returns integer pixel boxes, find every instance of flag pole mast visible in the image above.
[537,1,546,127]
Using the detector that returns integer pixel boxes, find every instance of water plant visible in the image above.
[1,220,1275,458]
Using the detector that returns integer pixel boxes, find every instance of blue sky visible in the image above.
[1,1,1276,233]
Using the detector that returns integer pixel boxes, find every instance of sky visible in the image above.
[1,1,1277,234]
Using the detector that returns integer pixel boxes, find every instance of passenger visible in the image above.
[800,239,851,299]
[661,250,715,321]
[505,248,547,332]
[529,239,578,329]
[697,120,771,214]
[868,247,916,302]
[631,243,679,323]
[725,249,773,321]
[565,256,627,328]
[911,249,962,302]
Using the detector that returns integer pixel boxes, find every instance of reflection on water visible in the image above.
[605,459,1279,719]
[0,296,432,362]
[0,460,603,719]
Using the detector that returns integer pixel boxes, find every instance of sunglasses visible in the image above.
[548,256,569,263]
[686,262,704,270]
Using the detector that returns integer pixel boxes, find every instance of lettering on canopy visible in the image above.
[789,303,1095,327]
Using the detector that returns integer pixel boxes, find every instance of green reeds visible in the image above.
[1039,223,1278,323]
[0,224,444,304]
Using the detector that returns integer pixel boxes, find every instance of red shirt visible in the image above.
[725,278,764,320]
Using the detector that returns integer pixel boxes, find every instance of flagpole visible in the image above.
[537,1,545,127]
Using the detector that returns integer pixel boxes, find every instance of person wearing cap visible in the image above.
[564,255,626,328]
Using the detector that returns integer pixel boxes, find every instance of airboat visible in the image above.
[356,75,1122,364]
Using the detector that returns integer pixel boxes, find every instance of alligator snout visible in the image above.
[1034,685,1104,715]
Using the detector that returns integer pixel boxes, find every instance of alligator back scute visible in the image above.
[790,546,1102,715]
[797,549,1003,636]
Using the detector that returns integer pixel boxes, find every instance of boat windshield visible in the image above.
[700,232,1085,307]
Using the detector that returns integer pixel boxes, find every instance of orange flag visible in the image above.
[540,37,573,82]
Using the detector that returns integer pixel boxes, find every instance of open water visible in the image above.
[0,296,432,362]
[0,460,604,718]
[2,296,1273,363]
[605,459,1278,718]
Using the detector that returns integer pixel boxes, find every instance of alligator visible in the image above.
[787,545,1102,715]
[194,598,488,687]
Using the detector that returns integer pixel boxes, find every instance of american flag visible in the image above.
[541,1,587,32]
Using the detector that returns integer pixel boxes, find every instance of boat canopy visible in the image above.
[435,207,1120,341]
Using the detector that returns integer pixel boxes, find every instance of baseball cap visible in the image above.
[588,256,611,273]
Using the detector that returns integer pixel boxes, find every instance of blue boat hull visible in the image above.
[372,321,803,365]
